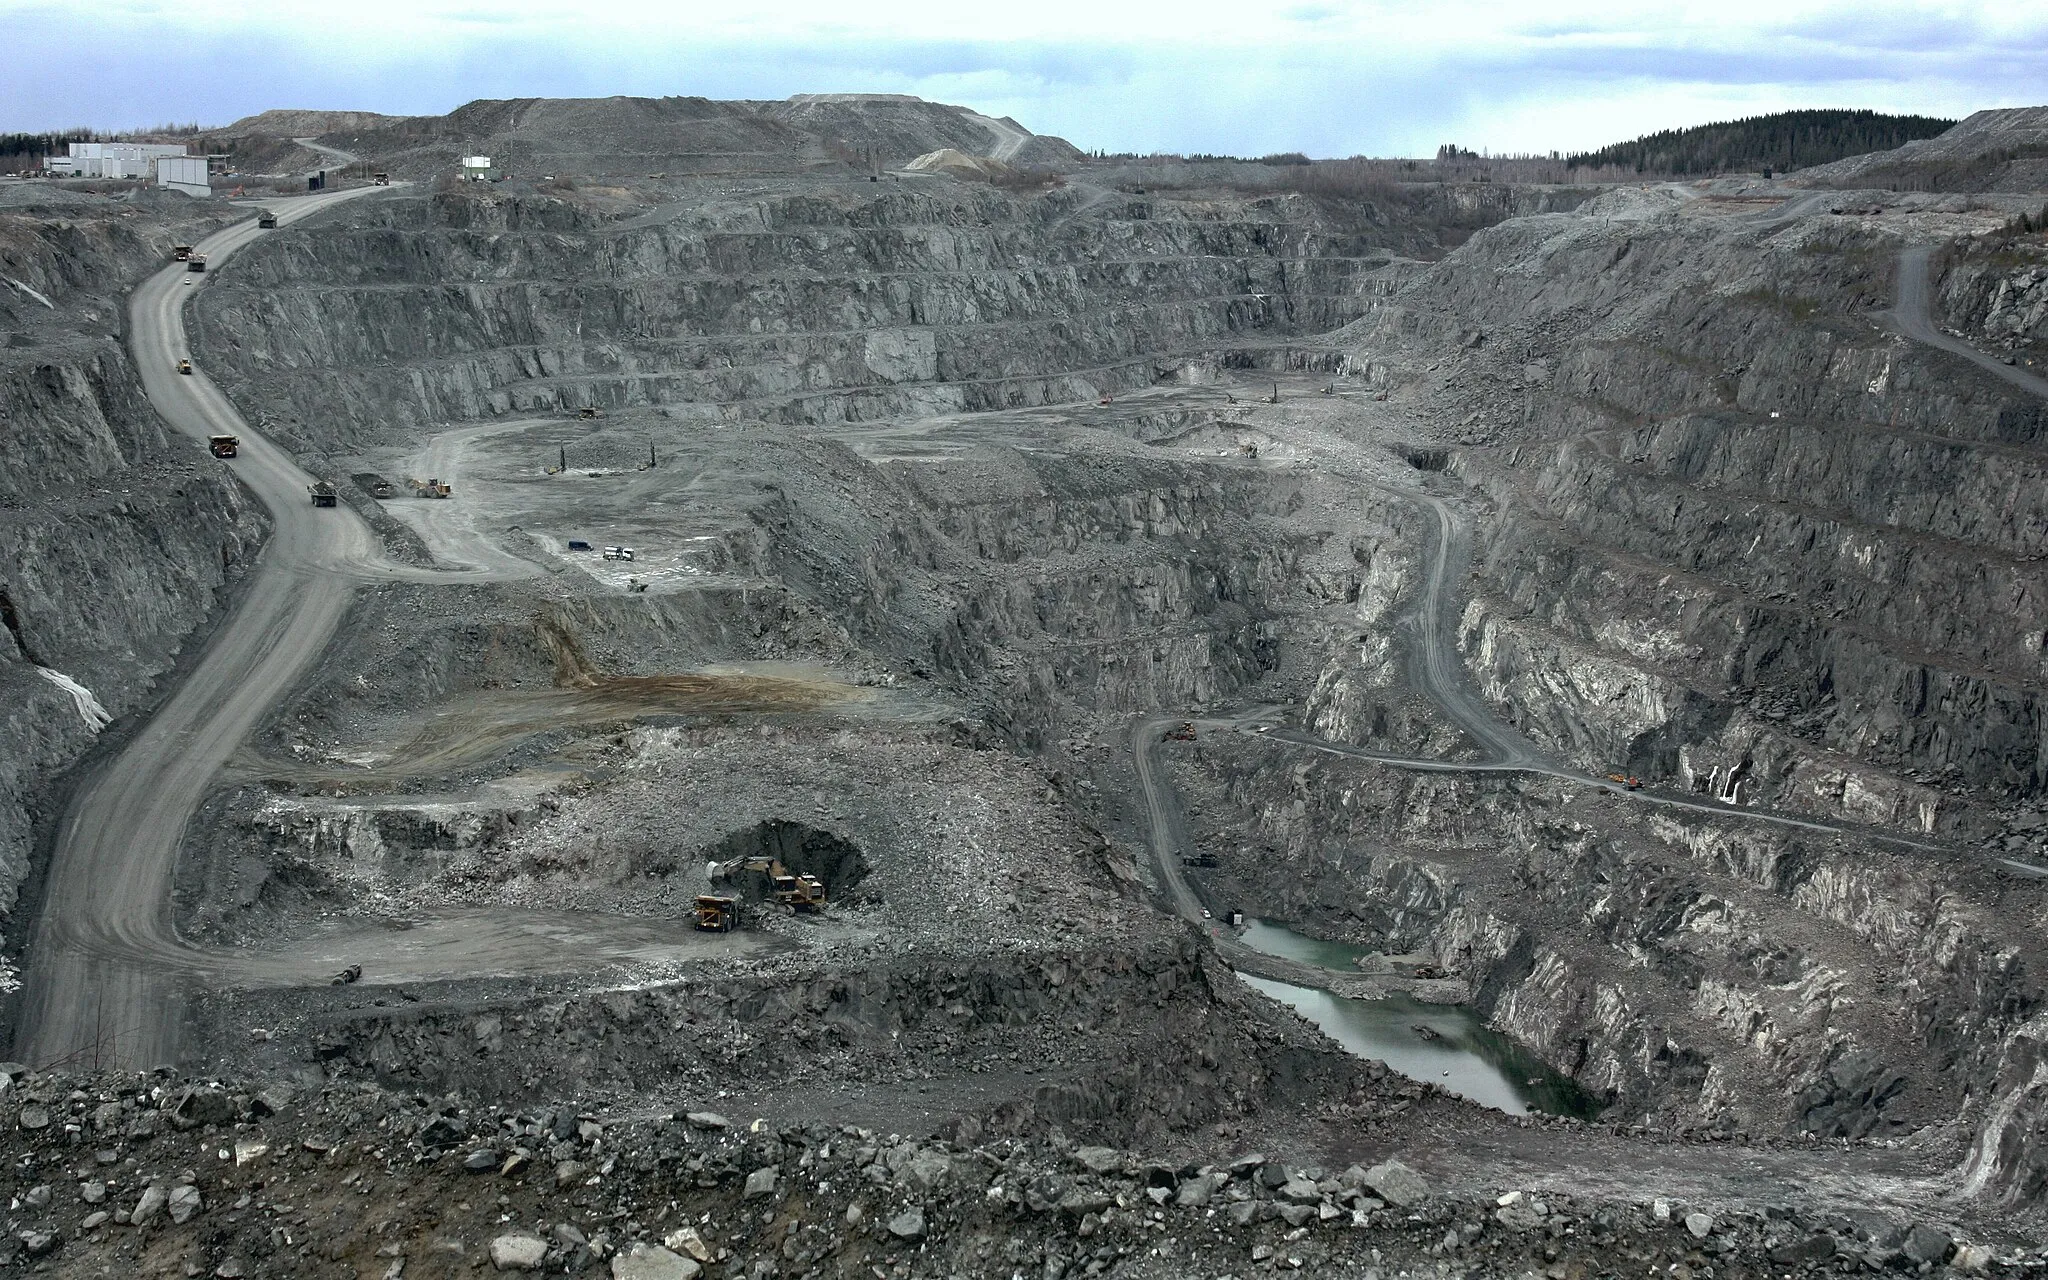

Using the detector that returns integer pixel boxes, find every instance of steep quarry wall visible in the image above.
[0,197,261,987]
[1345,205,2048,814]
[1300,194,2048,1202]
[1180,739,2046,1155]
[1939,237,2048,357]
[191,184,1386,442]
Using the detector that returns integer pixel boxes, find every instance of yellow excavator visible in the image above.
[712,857,827,913]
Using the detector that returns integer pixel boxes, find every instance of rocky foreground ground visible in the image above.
[0,1063,2027,1279]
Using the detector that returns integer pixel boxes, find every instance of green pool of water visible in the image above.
[1235,920,1600,1119]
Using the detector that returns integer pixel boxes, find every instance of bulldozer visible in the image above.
[712,857,827,913]
[694,895,739,932]
[208,435,239,458]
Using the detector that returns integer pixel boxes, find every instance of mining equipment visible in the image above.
[172,245,192,262]
[176,359,193,375]
[369,479,395,498]
[1606,773,1643,790]
[578,407,602,419]
[1163,721,1197,742]
[372,172,390,185]
[186,254,207,273]
[713,857,828,913]
[694,895,739,932]
[1181,852,1220,869]
[257,211,277,229]
[411,477,452,498]
[308,481,338,507]
[208,435,239,458]
[330,964,362,985]
[603,546,635,562]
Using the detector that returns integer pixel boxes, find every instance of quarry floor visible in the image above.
[9,164,2048,1275]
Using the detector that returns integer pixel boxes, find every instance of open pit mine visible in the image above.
[2,94,2048,1278]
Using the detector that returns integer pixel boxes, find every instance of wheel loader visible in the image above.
[712,856,828,913]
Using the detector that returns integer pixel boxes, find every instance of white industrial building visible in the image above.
[47,142,191,179]
[156,154,210,197]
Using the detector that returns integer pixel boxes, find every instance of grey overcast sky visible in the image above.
[5,1,2043,156]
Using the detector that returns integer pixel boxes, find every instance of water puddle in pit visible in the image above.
[1236,920,1600,1119]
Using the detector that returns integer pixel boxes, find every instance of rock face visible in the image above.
[1359,207,2048,805]
[0,193,256,993]
[193,182,1384,442]
[1940,238,2048,356]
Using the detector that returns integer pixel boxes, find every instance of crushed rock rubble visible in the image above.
[0,1065,2018,1278]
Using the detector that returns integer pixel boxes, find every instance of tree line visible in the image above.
[1565,109,1956,176]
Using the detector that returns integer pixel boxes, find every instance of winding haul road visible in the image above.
[18,179,2042,1070]
[1893,246,2048,400]
[12,187,751,1073]
[1136,235,2048,941]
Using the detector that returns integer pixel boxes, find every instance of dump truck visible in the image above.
[694,895,739,933]
[372,172,390,186]
[602,546,635,562]
[309,481,338,507]
[208,435,239,458]
[257,211,277,229]
[1606,773,1643,791]
[186,254,207,273]
[712,857,827,913]
[172,245,193,262]
[369,479,395,498]
[176,358,193,376]
[578,406,602,419]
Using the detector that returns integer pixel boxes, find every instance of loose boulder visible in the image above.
[1363,1160,1430,1208]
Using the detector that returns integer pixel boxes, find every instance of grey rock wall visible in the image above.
[0,197,262,985]
[192,185,1386,443]
[1342,206,2048,807]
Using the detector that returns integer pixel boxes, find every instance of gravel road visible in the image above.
[12,186,758,1073]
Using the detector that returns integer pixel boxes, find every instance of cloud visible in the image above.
[1,0,2040,153]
